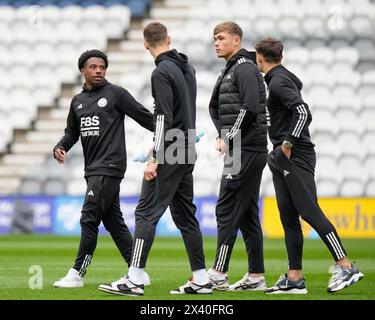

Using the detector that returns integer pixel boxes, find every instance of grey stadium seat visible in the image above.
[20,178,43,196]
[44,178,66,195]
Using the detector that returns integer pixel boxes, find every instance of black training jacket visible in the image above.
[265,65,315,151]
[209,49,268,152]
[151,49,196,159]
[53,79,154,178]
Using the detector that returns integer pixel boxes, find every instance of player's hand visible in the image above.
[146,146,153,159]
[215,138,229,154]
[144,162,158,181]
[281,145,291,159]
[54,148,66,164]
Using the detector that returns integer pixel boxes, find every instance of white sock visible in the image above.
[128,266,144,285]
[193,269,208,285]
[212,269,227,280]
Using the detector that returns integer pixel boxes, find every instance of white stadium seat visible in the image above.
[38,5,61,27]
[286,47,310,66]
[350,16,373,38]
[335,47,360,67]
[60,5,83,24]
[83,5,107,24]
[66,179,86,196]
[0,6,16,24]
[365,180,375,197]
[340,179,365,197]
[120,179,141,196]
[310,47,335,66]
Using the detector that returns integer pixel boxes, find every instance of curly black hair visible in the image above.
[78,50,108,70]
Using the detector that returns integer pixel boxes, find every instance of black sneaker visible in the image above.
[99,276,144,297]
[265,273,308,294]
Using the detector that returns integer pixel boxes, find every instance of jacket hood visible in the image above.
[265,65,303,90]
[155,49,190,73]
[226,48,257,67]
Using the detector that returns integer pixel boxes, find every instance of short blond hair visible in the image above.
[214,21,243,39]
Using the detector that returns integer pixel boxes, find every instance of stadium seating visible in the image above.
[0,2,134,153]
[0,0,374,197]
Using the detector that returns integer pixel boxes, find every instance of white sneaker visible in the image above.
[229,273,266,291]
[142,271,151,286]
[207,268,229,291]
[53,268,84,288]
[98,271,151,293]
[327,263,364,293]
[170,279,212,295]
[99,276,144,296]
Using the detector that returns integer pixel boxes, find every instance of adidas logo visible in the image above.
[77,104,83,109]
[88,190,94,196]
[227,75,231,79]
[284,170,290,177]
[225,174,233,180]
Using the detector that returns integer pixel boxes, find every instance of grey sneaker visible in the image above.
[327,263,364,293]
[207,268,229,291]
[229,273,266,291]
[265,273,308,294]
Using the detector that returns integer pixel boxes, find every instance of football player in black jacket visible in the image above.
[53,50,154,288]
[207,22,268,292]
[100,22,211,297]
[255,38,363,294]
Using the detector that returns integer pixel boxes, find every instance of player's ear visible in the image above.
[144,41,149,50]
[166,36,171,46]
[234,35,241,46]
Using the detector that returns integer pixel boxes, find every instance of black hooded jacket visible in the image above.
[151,49,197,160]
[265,65,315,151]
[209,49,267,152]
[53,79,154,178]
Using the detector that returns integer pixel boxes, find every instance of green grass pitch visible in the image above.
[0,235,374,300]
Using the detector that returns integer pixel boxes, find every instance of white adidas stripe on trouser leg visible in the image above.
[326,232,346,260]
[215,245,229,272]
[78,254,92,277]
[131,238,145,268]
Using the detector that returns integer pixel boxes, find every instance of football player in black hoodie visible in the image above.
[255,38,363,294]
[53,50,154,288]
[100,22,211,296]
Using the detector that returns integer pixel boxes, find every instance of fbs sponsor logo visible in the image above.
[80,116,100,137]
[81,116,99,127]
